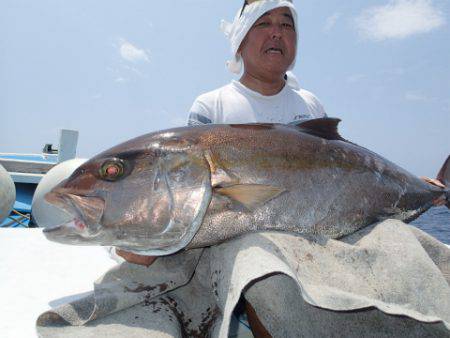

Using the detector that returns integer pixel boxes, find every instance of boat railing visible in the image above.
[0,129,79,227]
[0,129,78,184]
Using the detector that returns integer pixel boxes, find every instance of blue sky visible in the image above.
[0,0,449,177]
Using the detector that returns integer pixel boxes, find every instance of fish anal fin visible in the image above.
[293,117,344,141]
[215,184,285,210]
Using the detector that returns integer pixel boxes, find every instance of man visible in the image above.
[188,0,326,127]
[187,1,324,336]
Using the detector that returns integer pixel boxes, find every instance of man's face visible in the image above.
[239,7,296,79]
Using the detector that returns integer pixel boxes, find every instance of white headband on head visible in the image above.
[221,0,298,77]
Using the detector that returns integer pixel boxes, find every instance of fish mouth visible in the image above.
[43,190,105,241]
[45,191,82,220]
[43,218,91,244]
[43,217,86,233]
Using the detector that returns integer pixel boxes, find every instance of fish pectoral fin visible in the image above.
[215,184,285,210]
[211,168,239,187]
[204,150,239,187]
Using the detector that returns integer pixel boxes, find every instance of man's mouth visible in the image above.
[265,47,283,55]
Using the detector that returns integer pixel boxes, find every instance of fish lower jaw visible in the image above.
[43,218,99,237]
[59,218,88,232]
[73,218,87,231]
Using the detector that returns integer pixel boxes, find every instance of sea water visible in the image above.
[411,206,450,244]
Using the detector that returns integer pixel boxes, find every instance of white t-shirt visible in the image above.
[188,80,326,125]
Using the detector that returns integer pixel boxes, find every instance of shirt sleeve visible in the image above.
[298,89,327,118]
[311,98,327,118]
[187,98,214,126]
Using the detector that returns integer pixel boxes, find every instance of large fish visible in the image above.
[43,118,450,255]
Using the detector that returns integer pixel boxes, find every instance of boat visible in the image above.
[0,129,78,227]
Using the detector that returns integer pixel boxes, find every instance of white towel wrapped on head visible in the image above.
[221,0,301,89]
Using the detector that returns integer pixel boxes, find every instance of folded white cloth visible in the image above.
[36,220,450,337]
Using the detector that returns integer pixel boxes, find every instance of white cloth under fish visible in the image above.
[36,219,450,337]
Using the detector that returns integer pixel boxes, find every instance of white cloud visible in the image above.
[405,91,429,101]
[324,13,341,33]
[118,38,150,63]
[347,74,366,83]
[355,0,446,41]
[123,64,146,77]
[114,77,127,83]
[382,67,406,76]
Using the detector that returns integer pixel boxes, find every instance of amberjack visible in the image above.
[43,118,450,255]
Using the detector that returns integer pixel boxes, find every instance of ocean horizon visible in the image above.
[411,206,450,245]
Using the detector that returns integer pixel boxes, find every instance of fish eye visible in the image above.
[99,159,125,181]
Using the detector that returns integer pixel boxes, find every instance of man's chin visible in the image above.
[258,59,291,73]
[263,65,291,77]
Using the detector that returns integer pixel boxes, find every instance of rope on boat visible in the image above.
[1,209,31,228]
[12,209,30,219]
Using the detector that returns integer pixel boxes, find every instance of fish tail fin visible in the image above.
[437,155,450,186]
[436,155,450,208]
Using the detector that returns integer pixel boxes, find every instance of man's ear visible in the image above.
[238,35,247,54]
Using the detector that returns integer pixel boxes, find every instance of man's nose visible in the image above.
[270,25,283,39]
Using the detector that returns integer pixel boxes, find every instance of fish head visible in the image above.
[43,133,213,255]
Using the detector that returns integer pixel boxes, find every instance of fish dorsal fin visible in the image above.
[293,117,344,141]
[215,184,285,210]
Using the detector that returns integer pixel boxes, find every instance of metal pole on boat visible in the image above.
[57,129,79,163]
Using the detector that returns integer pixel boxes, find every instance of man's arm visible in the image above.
[188,112,212,126]
[115,249,158,267]
[187,99,214,125]
[299,88,327,119]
